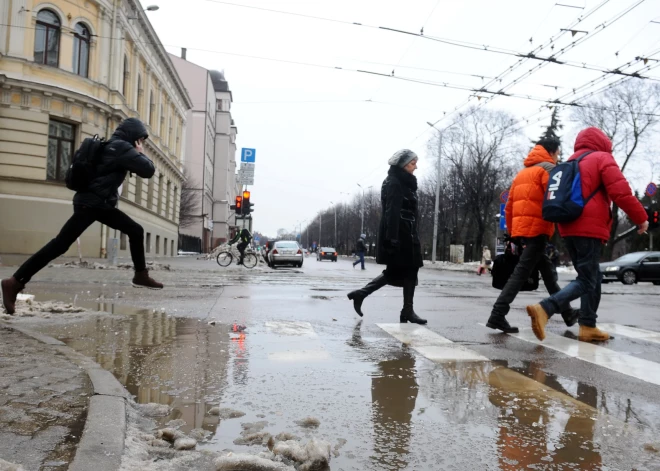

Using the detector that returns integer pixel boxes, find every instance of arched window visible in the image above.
[149,91,155,127]
[122,55,129,96]
[137,75,143,114]
[72,23,90,77]
[34,9,60,66]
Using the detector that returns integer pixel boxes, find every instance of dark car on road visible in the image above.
[600,251,660,285]
[317,247,338,262]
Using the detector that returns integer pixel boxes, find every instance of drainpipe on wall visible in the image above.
[100,0,119,258]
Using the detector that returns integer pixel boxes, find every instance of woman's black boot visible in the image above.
[347,274,388,317]
[400,281,427,324]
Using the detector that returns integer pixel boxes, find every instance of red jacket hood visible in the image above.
[573,127,612,155]
[523,145,555,167]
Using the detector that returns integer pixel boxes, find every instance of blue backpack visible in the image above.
[542,151,599,223]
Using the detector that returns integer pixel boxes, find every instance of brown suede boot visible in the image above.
[132,270,163,290]
[578,325,610,342]
[1,277,25,315]
[526,304,549,341]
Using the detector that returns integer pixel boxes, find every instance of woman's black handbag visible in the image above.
[491,241,539,291]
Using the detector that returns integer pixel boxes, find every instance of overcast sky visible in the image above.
[146,0,660,237]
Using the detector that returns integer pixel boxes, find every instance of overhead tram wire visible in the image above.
[416,0,647,143]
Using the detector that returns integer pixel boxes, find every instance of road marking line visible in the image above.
[377,323,488,362]
[510,328,660,387]
[597,323,660,345]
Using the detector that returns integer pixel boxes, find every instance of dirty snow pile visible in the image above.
[0,459,26,471]
[1,295,87,321]
[48,260,171,271]
[120,401,335,471]
[422,260,480,273]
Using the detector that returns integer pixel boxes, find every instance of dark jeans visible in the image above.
[237,242,247,263]
[540,237,602,328]
[353,251,365,269]
[14,206,146,284]
[491,235,567,317]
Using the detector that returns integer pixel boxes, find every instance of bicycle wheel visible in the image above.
[242,253,258,269]
[216,251,233,267]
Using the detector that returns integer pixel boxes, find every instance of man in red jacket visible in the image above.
[526,127,648,342]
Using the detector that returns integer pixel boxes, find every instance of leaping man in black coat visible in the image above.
[1,118,163,315]
[347,149,427,324]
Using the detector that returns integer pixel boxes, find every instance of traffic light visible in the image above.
[242,190,254,215]
[232,195,243,215]
[649,207,659,229]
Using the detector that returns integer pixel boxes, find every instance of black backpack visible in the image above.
[65,135,105,192]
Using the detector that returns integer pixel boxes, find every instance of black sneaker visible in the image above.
[486,315,519,333]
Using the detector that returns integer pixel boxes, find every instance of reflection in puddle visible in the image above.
[30,301,660,470]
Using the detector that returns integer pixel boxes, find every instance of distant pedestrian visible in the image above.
[1,118,162,315]
[526,128,648,342]
[477,246,492,275]
[353,234,367,270]
[486,138,578,334]
[347,149,427,324]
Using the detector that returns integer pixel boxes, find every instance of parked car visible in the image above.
[600,251,660,285]
[317,247,338,262]
[269,241,304,268]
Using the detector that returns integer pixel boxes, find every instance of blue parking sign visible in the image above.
[241,148,256,163]
[499,203,507,230]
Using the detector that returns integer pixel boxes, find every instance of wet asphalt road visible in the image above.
[12,255,660,470]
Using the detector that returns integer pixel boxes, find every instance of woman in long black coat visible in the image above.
[347,149,426,324]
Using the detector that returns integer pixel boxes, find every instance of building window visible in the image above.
[173,186,178,221]
[160,104,165,137]
[47,119,74,182]
[156,235,160,254]
[72,23,90,77]
[147,177,154,210]
[121,176,129,197]
[122,55,129,97]
[135,177,143,205]
[164,238,168,256]
[157,174,164,215]
[166,180,171,219]
[120,233,127,250]
[146,232,151,253]
[137,75,143,114]
[171,240,174,256]
[149,91,155,128]
[34,9,60,66]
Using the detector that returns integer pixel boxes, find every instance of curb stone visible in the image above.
[0,323,129,471]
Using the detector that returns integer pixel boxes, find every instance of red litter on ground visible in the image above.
[233,322,247,332]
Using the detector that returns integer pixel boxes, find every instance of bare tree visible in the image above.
[572,80,660,259]
[437,108,522,260]
[178,168,200,229]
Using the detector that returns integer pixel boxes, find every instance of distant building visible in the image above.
[169,52,239,251]
[0,0,192,258]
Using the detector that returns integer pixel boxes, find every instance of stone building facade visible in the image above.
[0,0,192,258]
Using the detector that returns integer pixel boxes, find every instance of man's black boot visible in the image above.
[486,314,519,333]
[561,308,580,327]
[347,274,388,317]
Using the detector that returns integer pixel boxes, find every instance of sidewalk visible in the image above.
[0,326,91,470]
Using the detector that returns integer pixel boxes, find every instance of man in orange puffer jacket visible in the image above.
[527,128,648,342]
[486,138,578,333]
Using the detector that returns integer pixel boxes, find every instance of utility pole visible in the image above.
[357,183,364,235]
[431,133,442,263]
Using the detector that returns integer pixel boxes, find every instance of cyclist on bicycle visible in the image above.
[229,228,252,265]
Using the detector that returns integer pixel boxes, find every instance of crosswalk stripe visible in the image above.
[597,323,660,345]
[510,328,660,387]
[377,323,488,362]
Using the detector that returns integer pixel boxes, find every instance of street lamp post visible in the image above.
[427,122,442,263]
[330,201,337,247]
[356,184,365,235]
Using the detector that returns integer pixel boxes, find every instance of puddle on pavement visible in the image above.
[28,299,660,470]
